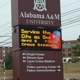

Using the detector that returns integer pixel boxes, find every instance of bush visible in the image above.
[2,51,12,70]
[71,57,79,63]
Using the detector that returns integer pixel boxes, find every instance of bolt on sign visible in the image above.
[19,26,62,50]
[11,0,61,27]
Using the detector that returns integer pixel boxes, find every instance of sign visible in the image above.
[20,51,63,80]
[11,1,63,80]
[21,52,61,73]
[11,0,61,27]
[19,25,62,51]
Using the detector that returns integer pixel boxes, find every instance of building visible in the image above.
[62,40,79,63]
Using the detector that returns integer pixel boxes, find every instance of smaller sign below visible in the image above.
[19,25,62,51]
[21,52,61,73]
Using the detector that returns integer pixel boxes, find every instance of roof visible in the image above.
[62,44,76,48]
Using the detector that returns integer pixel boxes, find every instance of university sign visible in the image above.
[11,0,61,27]
[11,0,63,80]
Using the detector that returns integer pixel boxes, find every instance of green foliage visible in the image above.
[77,35,80,43]
[2,51,12,70]
[71,35,80,57]
[72,44,80,57]
[71,35,80,63]
[71,57,80,63]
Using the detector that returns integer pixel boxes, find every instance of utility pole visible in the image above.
[0,60,5,80]
[4,62,5,80]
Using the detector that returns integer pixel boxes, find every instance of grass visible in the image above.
[63,62,80,79]
[0,62,80,80]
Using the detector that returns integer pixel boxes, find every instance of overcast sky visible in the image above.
[61,0,80,41]
[0,0,80,46]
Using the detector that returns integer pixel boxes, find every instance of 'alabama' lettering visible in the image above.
[20,12,60,20]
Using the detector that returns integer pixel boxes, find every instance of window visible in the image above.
[2,47,5,56]
[63,54,65,57]
[63,49,65,52]
[68,53,71,57]
[68,48,71,52]
[8,47,10,53]
[3,50,5,54]
[2,47,6,59]
[2,51,5,57]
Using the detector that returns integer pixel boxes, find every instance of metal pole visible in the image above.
[0,60,5,80]
[4,62,5,80]
[66,54,68,73]
[66,61,67,73]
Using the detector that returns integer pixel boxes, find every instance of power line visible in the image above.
[0,36,11,37]
[0,30,11,36]
[0,1,79,41]
[0,22,11,28]
[0,0,6,5]
[2,37,12,42]
[0,36,12,46]
[61,0,80,8]
[62,15,80,22]
[61,23,80,30]
[62,18,80,26]
[62,21,80,27]
[0,8,79,28]
[61,8,80,17]
[0,31,12,36]
[0,1,10,9]
[0,24,80,46]
[0,42,12,46]
[0,42,11,43]
[0,6,79,30]
[0,1,79,45]
[0,13,80,31]
[1,24,80,46]
[0,27,11,34]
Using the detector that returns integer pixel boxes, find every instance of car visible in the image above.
[66,78,78,80]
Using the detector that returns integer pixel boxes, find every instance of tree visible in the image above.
[2,51,12,70]
[71,35,80,63]
[72,44,80,57]
[71,57,79,63]
[77,35,80,43]
[72,35,80,57]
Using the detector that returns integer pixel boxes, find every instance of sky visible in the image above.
[61,0,80,41]
[0,0,80,46]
